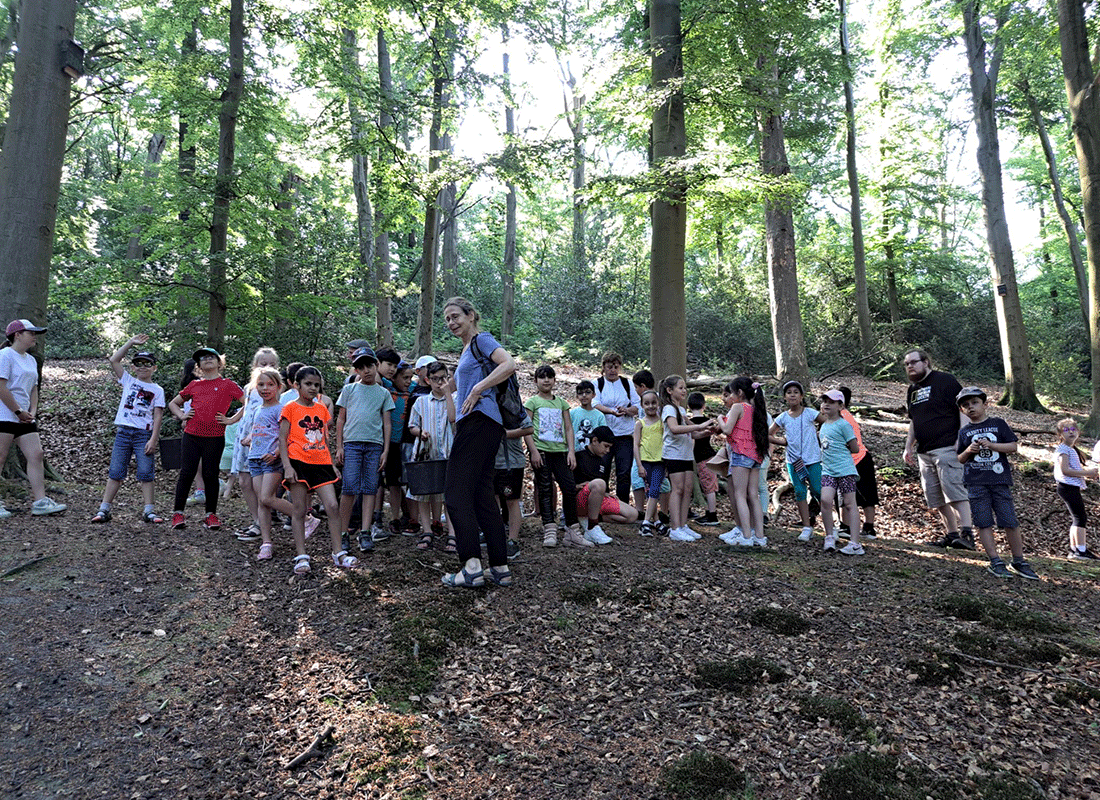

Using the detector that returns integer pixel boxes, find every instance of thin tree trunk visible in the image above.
[0,0,22,148]
[273,171,301,307]
[374,28,394,347]
[125,133,167,262]
[649,0,687,379]
[343,29,374,309]
[206,0,244,350]
[439,131,458,301]
[501,24,516,342]
[759,90,810,388]
[1057,0,1100,433]
[1019,78,1089,334]
[0,0,77,338]
[840,0,872,357]
[415,22,450,356]
[962,0,1043,410]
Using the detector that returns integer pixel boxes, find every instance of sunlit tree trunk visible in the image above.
[1018,78,1089,335]
[1057,0,1100,433]
[374,29,394,347]
[125,133,166,263]
[207,0,244,350]
[415,21,451,356]
[501,24,516,342]
[962,0,1042,410]
[0,0,77,339]
[840,0,872,356]
[649,0,687,379]
[343,29,375,312]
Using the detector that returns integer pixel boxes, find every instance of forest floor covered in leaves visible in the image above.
[2,361,1099,799]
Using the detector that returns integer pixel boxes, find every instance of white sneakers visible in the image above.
[584,524,613,545]
[669,527,695,542]
[0,503,11,519]
[798,527,813,541]
[720,526,754,546]
[30,497,66,516]
[839,541,865,555]
[823,534,838,552]
[722,525,743,540]
[751,534,768,547]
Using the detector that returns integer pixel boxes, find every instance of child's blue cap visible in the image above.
[351,346,377,366]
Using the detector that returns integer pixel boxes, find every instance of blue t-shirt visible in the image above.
[249,402,285,460]
[956,417,1016,486]
[455,331,505,424]
[819,417,858,478]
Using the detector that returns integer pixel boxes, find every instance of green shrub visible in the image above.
[661,750,747,800]
[694,657,790,694]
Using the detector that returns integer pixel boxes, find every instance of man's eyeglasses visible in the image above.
[903,358,925,367]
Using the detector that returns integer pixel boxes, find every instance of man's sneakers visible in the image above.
[933,529,976,550]
[30,497,66,516]
[584,524,613,545]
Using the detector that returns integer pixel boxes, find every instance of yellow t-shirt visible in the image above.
[638,417,664,462]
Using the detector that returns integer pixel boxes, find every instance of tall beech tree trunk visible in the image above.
[759,94,810,389]
[649,0,687,379]
[439,130,458,301]
[415,22,451,356]
[207,0,244,350]
[1019,78,1089,335]
[962,0,1042,410]
[343,28,374,310]
[0,0,77,337]
[126,133,167,263]
[1057,0,1100,433]
[840,0,873,357]
[501,24,517,342]
[374,29,394,347]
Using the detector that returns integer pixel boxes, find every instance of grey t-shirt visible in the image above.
[336,382,395,444]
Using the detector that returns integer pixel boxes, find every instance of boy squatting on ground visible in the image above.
[573,424,639,544]
[954,386,1039,580]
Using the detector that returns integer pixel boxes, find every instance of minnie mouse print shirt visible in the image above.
[281,400,334,464]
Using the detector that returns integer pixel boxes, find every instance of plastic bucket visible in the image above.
[405,458,448,496]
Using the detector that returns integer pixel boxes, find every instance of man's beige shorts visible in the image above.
[918,446,969,508]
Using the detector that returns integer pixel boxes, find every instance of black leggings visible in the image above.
[174,433,225,513]
[536,450,578,526]
[445,412,506,566]
[1057,482,1088,528]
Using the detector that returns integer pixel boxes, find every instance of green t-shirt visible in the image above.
[525,394,570,453]
[336,382,395,444]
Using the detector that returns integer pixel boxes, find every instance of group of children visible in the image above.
[3,319,1097,582]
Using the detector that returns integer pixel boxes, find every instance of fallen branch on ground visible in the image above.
[285,724,336,770]
[1,555,55,580]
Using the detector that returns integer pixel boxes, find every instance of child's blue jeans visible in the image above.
[342,441,384,496]
[108,426,155,483]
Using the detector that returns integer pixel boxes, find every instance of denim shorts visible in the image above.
[342,441,384,496]
[968,484,1018,529]
[248,457,283,477]
[728,451,760,470]
[108,426,155,483]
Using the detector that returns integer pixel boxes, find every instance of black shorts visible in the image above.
[0,420,38,438]
[283,459,338,491]
[663,458,695,474]
[854,450,880,508]
[383,445,404,488]
[494,467,524,500]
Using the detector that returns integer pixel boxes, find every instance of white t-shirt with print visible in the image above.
[594,376,640,438]
[113,371,166,431]
[0,348,38,424]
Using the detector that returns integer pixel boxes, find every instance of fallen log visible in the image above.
[285,724,336,770]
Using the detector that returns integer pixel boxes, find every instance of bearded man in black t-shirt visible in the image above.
[901,349,975,550]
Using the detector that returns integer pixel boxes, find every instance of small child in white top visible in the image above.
[1057,418,1098,560]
